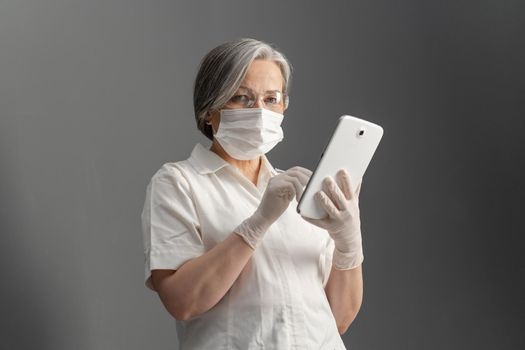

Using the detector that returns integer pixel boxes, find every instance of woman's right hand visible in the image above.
[233,166,312,249]
[255,166,312,223]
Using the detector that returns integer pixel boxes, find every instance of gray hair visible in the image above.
[193,38,292,140]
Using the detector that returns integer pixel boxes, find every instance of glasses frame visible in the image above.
[224,87,289,111]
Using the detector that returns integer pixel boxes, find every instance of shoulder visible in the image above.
[151,160,195,183]
[146,160,198,196]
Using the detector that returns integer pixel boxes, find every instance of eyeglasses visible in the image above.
[225,87,289,112]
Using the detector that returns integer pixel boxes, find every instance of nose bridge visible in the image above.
[253,94,265,108]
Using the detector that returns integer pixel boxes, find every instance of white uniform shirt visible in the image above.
[141,142,346,350]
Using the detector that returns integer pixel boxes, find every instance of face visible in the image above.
[207,59,286,135]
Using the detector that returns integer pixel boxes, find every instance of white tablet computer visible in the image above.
[296,115,384,219]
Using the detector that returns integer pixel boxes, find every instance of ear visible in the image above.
[205,111,213,125]
[206,111,218,135]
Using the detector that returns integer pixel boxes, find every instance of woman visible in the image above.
[141,38,364,349]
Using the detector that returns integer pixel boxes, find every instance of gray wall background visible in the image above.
[1,0,524,349]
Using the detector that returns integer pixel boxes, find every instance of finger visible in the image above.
[271,176,296,202]
[315,190,339,218]
[336,169,351,200]
[282,174,304,202]
[337,169,354,201]
[322,176,347,211]
[286,166,313,179]
[286,169,311,187]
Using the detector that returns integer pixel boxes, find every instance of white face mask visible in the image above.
[212,108,284,160]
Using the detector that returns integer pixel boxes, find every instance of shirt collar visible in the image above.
[188,143,279,176]
[188,143,278,176]
[260,152,279,176]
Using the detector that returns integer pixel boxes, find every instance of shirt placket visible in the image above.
[271,220,309,349]
[223,164,309,349]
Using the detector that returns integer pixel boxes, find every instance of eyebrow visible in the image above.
[238,86,283,94]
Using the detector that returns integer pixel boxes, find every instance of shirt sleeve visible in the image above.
[141,164,205,291]
[320,235,335,288]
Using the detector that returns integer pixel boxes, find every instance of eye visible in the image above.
[229,94,250,104]
[264,96,278,104]
[264,91,282,105]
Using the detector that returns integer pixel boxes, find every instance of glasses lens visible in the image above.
[263,91,281,105]
[226,89,287,111]
[227,92,254,108]
[264,91,288,112]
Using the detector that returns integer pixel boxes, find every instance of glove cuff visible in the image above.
[332,244,364,270]
[233,211,271,250]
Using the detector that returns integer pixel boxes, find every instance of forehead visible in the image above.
[240,59,284,92]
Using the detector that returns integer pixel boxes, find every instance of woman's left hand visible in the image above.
[301,168,364,270]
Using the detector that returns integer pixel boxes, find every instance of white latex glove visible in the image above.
[302,168,364,270]
[234,166,312,250]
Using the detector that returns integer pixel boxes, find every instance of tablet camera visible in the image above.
[357,127,365,137]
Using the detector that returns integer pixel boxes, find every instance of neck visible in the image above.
[210,139,262,183]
